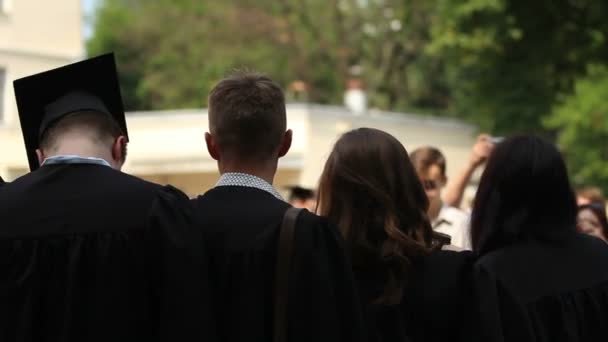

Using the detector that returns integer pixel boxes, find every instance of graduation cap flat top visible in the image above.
[13,53,128,171]
[286,186,315,201]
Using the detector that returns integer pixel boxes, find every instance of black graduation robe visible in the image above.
[473,231,608,341]
[0,164,216,342]
[192,186,366,342]
[354,250,474,342]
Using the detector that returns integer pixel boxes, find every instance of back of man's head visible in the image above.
[410,146,447,178]
[208,71,286,163]
[40,111,127,161]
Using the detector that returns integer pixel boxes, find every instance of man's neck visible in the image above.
[218,161,277,185]
[428,200,443,222]
[48,139,112,164]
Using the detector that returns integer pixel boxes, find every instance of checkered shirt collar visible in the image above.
[215,172,284,200]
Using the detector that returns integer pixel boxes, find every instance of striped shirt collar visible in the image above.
[215,172,284,200]
[42,155,112,167]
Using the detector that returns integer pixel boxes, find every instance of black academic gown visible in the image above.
[192,186,366,342]
[473,231,608,341]
[0,164,216,342]
[354,250,474,342]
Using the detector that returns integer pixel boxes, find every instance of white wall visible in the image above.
[0,0,83,123]
[0,0,83,180]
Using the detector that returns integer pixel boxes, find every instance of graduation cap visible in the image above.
[13,53,128,171]
[286,186,315,202]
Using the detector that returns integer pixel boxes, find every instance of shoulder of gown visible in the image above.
[403,250,475,342]
[471,234,608,342]
[0,183,217,341]
[285,210,368,342]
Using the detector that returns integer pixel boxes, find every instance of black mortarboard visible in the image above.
[286,186,315,202]
[13,53,128,171]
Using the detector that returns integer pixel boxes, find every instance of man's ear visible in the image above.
[278,129,292,158]
[111,136,128,169]
[36,149,45,165]
[205,132,220,161]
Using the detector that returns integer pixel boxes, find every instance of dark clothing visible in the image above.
[474,232,608,342]
[354,250,474,342]
[0,164,216,342]
[192,186,366,342]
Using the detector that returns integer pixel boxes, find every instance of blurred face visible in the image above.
[290,198,317,213]
[577,196,592,206]
[577,209,607,242]
[418,164,446,206]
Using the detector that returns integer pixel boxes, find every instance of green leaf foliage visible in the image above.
[545,65,608,192]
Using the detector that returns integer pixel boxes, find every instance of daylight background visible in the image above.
[86,0,608,191]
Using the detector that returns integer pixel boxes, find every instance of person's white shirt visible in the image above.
[432,204,471,250]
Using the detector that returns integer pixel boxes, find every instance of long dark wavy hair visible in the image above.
[318,128,433,305]
[470,135,577,256]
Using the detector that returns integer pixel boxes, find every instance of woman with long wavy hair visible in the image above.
[318,128,473,342]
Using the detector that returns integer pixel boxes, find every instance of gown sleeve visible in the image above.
[147,185,218,342]
[471,263,533,342]
[286,213,367,342]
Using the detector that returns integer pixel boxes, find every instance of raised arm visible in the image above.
[443,134,494,208]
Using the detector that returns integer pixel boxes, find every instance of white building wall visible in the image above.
[0,0,83,123]
[2,103,478,195]
[0,0,83,179]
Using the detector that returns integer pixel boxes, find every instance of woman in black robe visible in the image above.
[317,128,473,342]
[470,135,608,341]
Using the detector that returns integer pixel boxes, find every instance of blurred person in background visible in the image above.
[443,134,495,209]
[287,185,317,212]
[576,186,605,206]
[192,71,365,342]
[577,203,608,243]
[470,135,608,342]
[410,147,471,249]
[318,128,473,342]
[0,55,216,341]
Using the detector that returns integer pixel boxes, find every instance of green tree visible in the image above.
[545,65,608,192]
[88,0,296,110]
[430,0,608,134]
[88,0,447,112]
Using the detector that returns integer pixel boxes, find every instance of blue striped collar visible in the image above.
[42,155,112,167]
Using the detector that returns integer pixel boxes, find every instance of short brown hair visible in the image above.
[40,111,127,159]
[409,146,446,176]
[208,71,286,161]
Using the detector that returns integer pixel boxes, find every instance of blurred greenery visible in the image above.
[545,65,608,192]
[88,0,608,191]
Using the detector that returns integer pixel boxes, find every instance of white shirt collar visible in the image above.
[215,172,284,200]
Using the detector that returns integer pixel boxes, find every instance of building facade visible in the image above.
[0,0,83,179]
